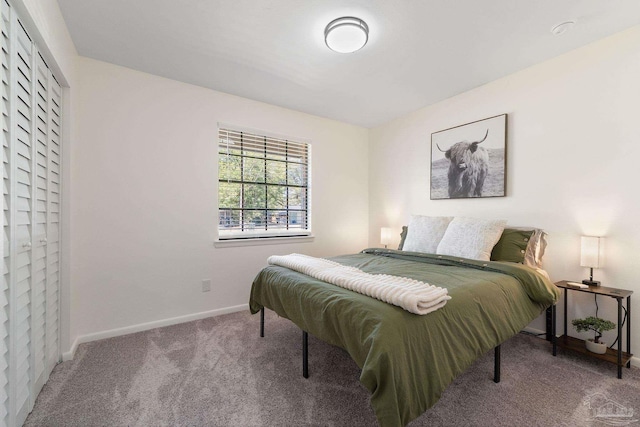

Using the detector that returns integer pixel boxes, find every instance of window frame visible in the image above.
[216,123,312,243]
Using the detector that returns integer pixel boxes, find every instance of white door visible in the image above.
[0,0,62,425]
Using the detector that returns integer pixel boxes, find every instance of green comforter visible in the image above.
[249,249,560,426]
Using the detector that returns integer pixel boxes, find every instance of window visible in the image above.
[217,126,311,240]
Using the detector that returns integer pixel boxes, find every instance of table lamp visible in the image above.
[580,236,602,286]
[381,227,393,249]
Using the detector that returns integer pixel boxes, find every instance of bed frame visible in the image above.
[259,307,505,383]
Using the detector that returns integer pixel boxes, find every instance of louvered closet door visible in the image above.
[13,19,34,425]
[0,0,63,425]
[1,0,12,424]
[45,74,60,375]
[30,53,47,396]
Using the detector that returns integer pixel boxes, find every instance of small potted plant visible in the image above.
[572,316,616,354]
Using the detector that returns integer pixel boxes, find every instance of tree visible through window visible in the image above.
[218,127,310,239]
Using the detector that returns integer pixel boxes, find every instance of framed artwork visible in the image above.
[430,114,507,200]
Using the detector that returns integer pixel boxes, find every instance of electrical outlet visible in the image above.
[202,279,211,292]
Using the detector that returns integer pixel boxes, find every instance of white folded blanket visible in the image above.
[267,253,451,315]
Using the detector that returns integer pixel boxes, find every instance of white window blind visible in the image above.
[218,126,311,240]
[1,0,62,425]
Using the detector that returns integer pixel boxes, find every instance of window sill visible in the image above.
[214,235,315,248]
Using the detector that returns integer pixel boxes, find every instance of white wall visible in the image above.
[70,57,369,347]
[369,26,640,355]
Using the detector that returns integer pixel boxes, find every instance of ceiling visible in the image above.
[57,0,640,128]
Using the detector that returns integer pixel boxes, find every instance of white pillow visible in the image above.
[436,217,507,261]
[402,215,453,254]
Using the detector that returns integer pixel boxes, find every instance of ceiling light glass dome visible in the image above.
[324,17,369,53]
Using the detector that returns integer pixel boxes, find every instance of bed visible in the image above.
[249,247,559,426]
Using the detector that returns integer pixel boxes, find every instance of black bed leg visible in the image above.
[545,306,553,342]
[494,345,501,383]
[303,330,309,379]
[260,307,264,338]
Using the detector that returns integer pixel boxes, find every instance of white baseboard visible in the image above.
[521,326,640,368]
[62,304,249,361]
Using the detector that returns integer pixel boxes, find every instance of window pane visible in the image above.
[287,187,306,208]
[287,163,307,186]
[267,186,286,209]
[243,184,266,209]
[266,160,286,184]
[218,153,241,181]
[244,210,266,229]
[218,182,241,209]
[287,210,306,228]
[219,209,241,230]
[267,210,288,229]
[244,157,265,183]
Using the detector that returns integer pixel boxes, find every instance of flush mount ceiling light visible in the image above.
[324,16,369,53]
[551,20,576,36]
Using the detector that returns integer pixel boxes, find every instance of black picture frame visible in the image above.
[430,114,507,200]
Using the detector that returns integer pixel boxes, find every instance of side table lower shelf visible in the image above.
[555,335,633,367]
[552,281,633,379]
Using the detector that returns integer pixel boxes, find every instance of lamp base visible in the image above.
[582,279,601,286]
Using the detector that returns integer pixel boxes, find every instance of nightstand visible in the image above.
[551,280,633,379]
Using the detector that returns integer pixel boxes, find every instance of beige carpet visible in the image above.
[26,309,640,426]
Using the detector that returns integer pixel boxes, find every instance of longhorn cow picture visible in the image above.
[430,114,506,200]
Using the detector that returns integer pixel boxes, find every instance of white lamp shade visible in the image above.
[580,236,602,268]
[325,17,369,53]
[381,227,393,246]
